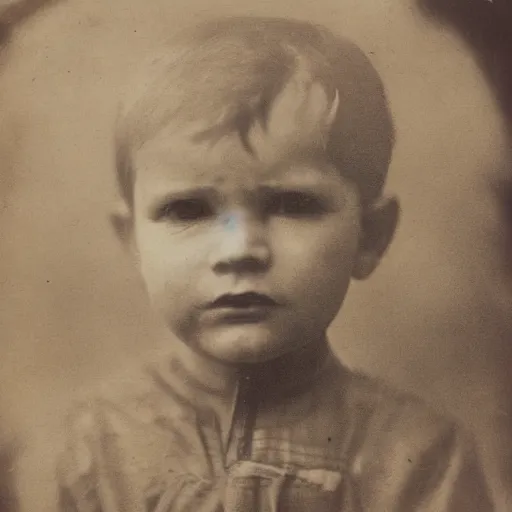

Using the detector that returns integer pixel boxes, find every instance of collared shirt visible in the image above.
[56,341,494,511]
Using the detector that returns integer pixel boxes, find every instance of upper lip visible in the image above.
[207,292,278,309]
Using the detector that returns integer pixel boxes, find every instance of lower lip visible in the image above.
[205,305,276,323]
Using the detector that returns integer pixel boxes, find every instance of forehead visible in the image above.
[132,127,344,192]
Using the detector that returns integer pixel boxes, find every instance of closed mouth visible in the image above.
[208,292,278,309]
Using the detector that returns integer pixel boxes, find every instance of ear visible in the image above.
[352,196,399,280]
[109,202,137,254]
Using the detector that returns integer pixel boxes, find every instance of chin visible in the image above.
[200,326,289,365]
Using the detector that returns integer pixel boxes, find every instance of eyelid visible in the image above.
[147,184,339,221]
[149,190,218,220]
[262,190,333,218]
[263,188,334,206]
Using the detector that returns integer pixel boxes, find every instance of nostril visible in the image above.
[210,212,271,273]
[213,254,270,275]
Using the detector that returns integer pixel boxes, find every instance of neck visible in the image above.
[151,334,331,448]
[173,340,240,398]
[167,334,330,400]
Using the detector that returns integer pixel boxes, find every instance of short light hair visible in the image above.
[115,16,395,207]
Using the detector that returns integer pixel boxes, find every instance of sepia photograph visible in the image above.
[1,0,511,510]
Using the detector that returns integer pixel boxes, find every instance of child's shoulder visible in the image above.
[343,364,456,431]
[56,350,190,495]
[63,354,167,426]
[63,348,192,422]
[330,360,475,473]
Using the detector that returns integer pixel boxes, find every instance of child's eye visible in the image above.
[265,191,326,217]
[157,198,214,222]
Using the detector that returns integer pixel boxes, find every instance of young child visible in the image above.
[56,16,494,512]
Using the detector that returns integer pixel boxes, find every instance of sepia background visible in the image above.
[0,0,511,510]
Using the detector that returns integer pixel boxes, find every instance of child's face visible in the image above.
[121,128,395,365]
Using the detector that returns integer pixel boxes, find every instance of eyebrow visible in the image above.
[150,178,333,200]
[146,186,218,215]
[145,165,339,207]
[151,185,219,199]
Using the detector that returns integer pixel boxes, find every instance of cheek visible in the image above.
[277,217,361,316]
[309,228,361,320]
[310,236,358,303]
[273,216,361,280]
[134,222,206,298]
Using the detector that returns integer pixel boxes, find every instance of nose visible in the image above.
[210,210,271,275]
